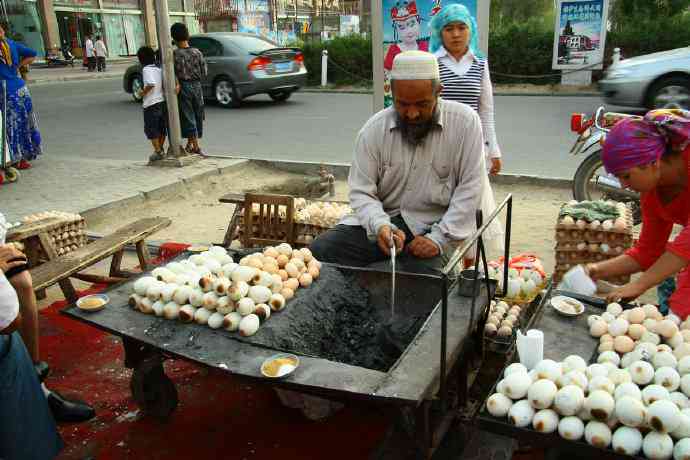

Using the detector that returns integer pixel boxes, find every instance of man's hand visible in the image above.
[606,281,647,304]
[490,158,502,176]
[0,244,26,275]
[377,225,405,256]
[407,236,440,259]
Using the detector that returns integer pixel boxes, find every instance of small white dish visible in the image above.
[551,295,585,317]
[261,353,300,379]
[76,294,109,312]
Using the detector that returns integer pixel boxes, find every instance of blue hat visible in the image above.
[429,4,483,58]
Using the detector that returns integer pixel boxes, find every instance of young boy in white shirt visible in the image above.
[136,46,167,162]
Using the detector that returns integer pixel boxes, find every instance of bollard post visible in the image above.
[321,50,328,87]
[613,47,621,65]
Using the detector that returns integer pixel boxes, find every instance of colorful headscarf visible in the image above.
[602,109,690,175]
[0,39,12,67]
[429,4,483,58]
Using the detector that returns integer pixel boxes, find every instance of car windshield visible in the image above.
[230,35,278,54]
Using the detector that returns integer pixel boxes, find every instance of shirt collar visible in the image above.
[388,99,445,131]
[434,46,476,64]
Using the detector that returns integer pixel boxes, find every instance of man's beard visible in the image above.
[397,107,439,146]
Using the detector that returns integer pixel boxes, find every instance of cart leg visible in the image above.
[123,337,178,420]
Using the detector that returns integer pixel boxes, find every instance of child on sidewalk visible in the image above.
[136,46,167,162]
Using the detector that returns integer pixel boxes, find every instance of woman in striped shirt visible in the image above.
[430,4,501,175]
[430,4,504,256]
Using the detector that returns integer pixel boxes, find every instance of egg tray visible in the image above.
[555,203,634,233]
[555,229,633,246]
[476,359,646,460]
[484,290,547,354]
[555,249,624,264]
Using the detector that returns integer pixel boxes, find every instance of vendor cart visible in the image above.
[62,195,521,459]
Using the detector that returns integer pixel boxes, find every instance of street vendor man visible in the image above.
[587,109,690,319]
[310,50,485,271]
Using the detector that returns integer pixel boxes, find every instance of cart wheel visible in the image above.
[130,357,178,420]
[5,167,19,183]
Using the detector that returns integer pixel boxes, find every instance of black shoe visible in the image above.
[34,361,50,382]
[47,391,96,423]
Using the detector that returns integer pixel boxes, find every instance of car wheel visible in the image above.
[214,78,240,108]
[269,91,292,102]
[648,76,690,110]
[131,74,143,103]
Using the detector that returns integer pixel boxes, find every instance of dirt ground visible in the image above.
[86,162,570,274]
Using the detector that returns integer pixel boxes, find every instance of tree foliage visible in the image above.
[609,0,690,28]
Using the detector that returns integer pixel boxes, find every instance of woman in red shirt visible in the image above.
[587,109,690,318]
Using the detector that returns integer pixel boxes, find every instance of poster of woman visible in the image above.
[382,0,477,106]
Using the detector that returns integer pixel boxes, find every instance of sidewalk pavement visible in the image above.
[26,58,136,85]
[1,154,243,223]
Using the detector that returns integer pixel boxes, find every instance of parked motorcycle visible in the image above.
[46,45,75,68]
[570,106,642,223]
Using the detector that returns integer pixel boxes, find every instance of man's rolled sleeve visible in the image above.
[348,129,390,238]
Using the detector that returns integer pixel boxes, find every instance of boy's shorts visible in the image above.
[143,101,167,140]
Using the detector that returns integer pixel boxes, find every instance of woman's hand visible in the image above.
[0,244,26,274]
[585,262,602,280]
[490,158,502,176]
[605,281,647,303]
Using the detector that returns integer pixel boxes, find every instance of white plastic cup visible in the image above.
[559,265,597,296]
[517,329,544,370]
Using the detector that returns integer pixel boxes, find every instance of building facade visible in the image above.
[194,0,364,45]
[2,0,200,57]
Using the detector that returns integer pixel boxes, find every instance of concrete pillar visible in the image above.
[143,0,158,48]
[37,0,60,53]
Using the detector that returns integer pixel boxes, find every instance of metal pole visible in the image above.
[154,0,184,158]
[371,0,383,112]
[320,49,328,87]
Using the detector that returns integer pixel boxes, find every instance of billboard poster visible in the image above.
[238,0,272,37]
[552,0,609,70]
[381,0,477,107]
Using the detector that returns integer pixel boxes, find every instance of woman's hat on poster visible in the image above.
[390,50,440,81]
[429,3,483,58]
[391,0,419,21]
[602,109,690,175]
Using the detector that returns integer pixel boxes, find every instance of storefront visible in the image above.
[52,0,199,57]
[3,0,46,56]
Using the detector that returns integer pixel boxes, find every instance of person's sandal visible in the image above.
[149,151,165,162]
[191,147,208,158]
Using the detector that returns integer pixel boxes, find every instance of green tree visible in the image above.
[490,0,552,28]
[610,0,690,27]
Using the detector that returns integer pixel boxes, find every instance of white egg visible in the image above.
[630,361,655,385]
[178,305,196,322]
[585,421,612,449]
[585,390,615,421]
[532,409,559,433]
[194,307,211,325]
[239,314,260,337]
[554,385,585,416]
[616,396,647,428]
[558,416,585,440]
[528,379,558,409]
[535,359,562,382]
[607,302,623,317]
[615,382,643,402]
[504,363,528,377]
[674,439,690,460]
[563,355,588,374]
[642,431,673,460]
[237,297,256,316]
[647,400,682,433]
[611,426,643,456]
[502,372,533,400]
[486,393,513,417]
[222,312,242,332]
[655,367,681,392]
[643,385,671,406]
[586,363,609,380]
[508,400,535,428]
[671,413,690,440]
[654,351,678,370]
[207,312,224,329]
[598,351,621,367]
[162,301,180,320]
[588,376,615,395]
[671,392,690,410]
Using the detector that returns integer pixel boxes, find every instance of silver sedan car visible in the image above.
[599,47,690,110]
[123,32,308,108]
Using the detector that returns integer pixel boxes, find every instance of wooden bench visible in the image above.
[24,217,170,303]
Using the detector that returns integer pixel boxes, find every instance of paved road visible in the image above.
[30,78,611,179]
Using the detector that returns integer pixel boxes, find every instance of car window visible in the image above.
[189,37,222,57]
[229,35,278,54]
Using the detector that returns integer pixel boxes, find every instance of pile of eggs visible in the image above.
[293,199,352,228]
[129,244,321,337]
[487,267,545,301]
[487,355,690,459]
[485,300,523,339]
[588,303,690,361]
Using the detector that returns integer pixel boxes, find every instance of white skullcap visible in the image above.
[390,50,440,81]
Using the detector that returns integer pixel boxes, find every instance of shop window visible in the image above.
[54,0,99,7]
[102,0,141,9]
